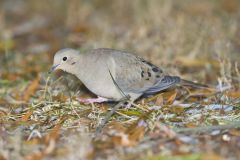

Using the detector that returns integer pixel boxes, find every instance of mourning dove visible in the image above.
[51,48,205,104]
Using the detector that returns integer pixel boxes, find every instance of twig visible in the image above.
[43,75,50,100]
[94,97,129,137]
[115,111,132,119]
[174,121,240,134]
[131,103,150,112]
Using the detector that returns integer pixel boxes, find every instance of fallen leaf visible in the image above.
[170,106,184,115]
[224,90,240,98]
[128,126,145,145]
[25,151,43,160]
[25,129,58,160]
[229,129,240,136]
[166,90,177,105]
[21,110,33,122]
[155,94,164,106]
[0,98,7,105]
[45,124,61,144]
[0,154,7,160]
[107,121,127,133]
[23,75,40,102]
[188,89,215,98]
[112,132,131,147]
[111,126,145,147]
[1,72,21,81]
[185,122,197,128]
[52,94,69,102]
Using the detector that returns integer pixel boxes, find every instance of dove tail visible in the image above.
[180,79,209,89]
[143,76,181,95]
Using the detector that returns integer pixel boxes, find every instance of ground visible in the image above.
[0,0,240,160]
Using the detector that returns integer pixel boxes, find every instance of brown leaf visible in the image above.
[0,98,7,105]
[185,122,197,128]
[112,126,145,147]
[24,138,41,145]
[25,151,43,160]
[23,75,40,102]
[221,0,239,13]
[155,94,164,106]
[112,133,132,147]
[52,94,68,102]
[224,90,240,98]
[25,124,61,159]
[0,154,7,160]
[21,110,33,122]
[45,124,61,144]
[107,121,127,133]
[1,72,21,81]
[128,126,145,145]
[157,123,176,138]
[166,90,177,105]
[188,88,215,98]
[170,106,184,115]
[229,129,240,136]
[149,122,176,140]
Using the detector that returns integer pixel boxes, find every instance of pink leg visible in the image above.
[124,102,132,109]
[118,101,132,109]
[76,96,109,104]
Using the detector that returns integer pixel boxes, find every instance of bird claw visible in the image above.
[121,101,132,109]
[76,97,108,104]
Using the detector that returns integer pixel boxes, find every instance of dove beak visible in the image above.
[49,64,60,73]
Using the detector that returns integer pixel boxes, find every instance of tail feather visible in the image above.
[180,79,209,89]
[143,76,180,95]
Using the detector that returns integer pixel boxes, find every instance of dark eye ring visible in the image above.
[63,57,67,61]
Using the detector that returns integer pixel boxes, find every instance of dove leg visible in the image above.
[77,96,109,104]
[121,93,142,108]
[123,102,132,109]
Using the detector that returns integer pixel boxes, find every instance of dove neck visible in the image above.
[72,53,89,77]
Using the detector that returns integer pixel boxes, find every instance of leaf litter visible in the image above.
[0,0,240,160]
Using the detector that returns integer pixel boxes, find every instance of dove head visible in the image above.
[51,48,80,74]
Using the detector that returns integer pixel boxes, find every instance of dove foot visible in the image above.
[120,101,132,109]
[77,96,109,104]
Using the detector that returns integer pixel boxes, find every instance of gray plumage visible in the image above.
[51,48,182,102]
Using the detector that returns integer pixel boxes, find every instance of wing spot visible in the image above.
[152,67,159,72]
[141,71,144,77]
[146,78,150,80]
[147,71,151,77]
[71,62,76,65]
[156,75,160,78]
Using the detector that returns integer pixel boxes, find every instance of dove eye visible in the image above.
[62,57,67,61]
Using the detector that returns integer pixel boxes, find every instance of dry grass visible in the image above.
[0,0,240,160]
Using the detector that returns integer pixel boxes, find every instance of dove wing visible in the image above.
[108,49,180,95]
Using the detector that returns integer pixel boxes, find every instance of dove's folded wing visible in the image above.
[110,50,179,95]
